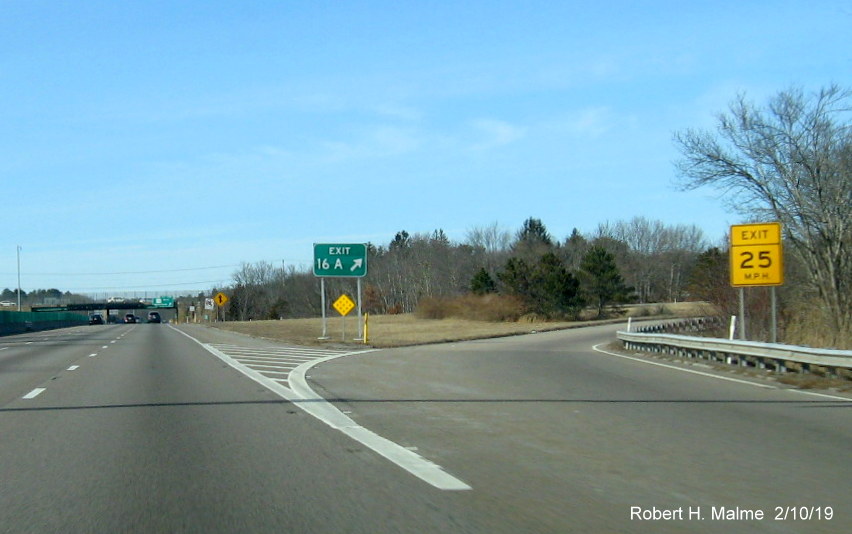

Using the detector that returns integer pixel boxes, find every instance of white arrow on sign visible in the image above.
[350,258,363,272]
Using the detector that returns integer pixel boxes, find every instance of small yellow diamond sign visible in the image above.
[332,294,355,316]
[214,292,229,307]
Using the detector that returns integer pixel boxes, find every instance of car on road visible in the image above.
[124,313,136,324]
[89,313,104,325]
[147,311,161,323]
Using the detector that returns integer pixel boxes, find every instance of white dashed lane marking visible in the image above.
[10,325,133,403]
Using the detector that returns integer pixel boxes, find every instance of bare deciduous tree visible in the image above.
[595,217,707,303]
[674,85,851,344]
[465,221,512,274]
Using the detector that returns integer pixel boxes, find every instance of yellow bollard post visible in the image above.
[364,312,369,344]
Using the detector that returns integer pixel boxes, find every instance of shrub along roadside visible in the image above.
[415,294,527,322]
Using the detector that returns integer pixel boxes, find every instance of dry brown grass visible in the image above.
[784,302,852,350]
[776,374,852,391]
[209,314,584,348]
[624,301,719,318]
[415,294,527,321]
[207,301,710,348]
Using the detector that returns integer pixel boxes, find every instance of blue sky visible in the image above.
[2,0,850,295]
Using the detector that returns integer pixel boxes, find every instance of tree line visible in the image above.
[0,288,85,308]
[222,216,706,323]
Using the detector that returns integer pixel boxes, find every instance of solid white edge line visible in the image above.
[23,388,46,399]
[169,325,472,491]
[592,343,776,389]
[788,389,852,402]
[289,352,473,491]
[593,343,852,400]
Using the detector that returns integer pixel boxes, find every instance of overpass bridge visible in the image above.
[31,300,178,316]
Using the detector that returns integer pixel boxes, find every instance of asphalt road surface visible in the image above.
[0,322,849,533]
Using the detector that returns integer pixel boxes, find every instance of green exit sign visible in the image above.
[152,296,175,308]
[313,243,367,277]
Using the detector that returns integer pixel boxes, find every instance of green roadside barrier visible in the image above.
[0,310,88,336]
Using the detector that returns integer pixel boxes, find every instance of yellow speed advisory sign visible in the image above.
[730,222,784,287]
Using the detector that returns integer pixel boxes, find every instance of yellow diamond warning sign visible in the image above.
[332,294,356,316]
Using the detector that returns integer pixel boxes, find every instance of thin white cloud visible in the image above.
[468,118,526,151]
[546,106,617,139]
[319,125,423,162]
[371,103,423,121]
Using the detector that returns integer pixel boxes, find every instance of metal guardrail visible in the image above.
[617,329,852,378]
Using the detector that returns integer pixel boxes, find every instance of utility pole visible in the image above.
[16,245,22,311]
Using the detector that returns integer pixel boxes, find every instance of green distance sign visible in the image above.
[152,296,175,308]
[313,243,367,278]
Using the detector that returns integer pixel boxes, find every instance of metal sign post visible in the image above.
[770,287,777,344]
[356,278,363,341]
[319,278,329,339]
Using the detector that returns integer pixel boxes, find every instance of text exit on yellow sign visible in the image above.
[332,294,356,316]
[730,222,784,287]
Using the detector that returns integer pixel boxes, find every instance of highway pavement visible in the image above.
[304,323,852,533]
[0,324,479,533]
[0,322,849,533]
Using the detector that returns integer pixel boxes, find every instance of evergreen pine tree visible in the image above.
[580,246,634,318]
[497,257,532,299]
[511,217,555,262]
[531,253,584,318]
[470,268,497,295]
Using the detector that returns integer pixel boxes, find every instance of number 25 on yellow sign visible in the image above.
[730,223,784,287]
